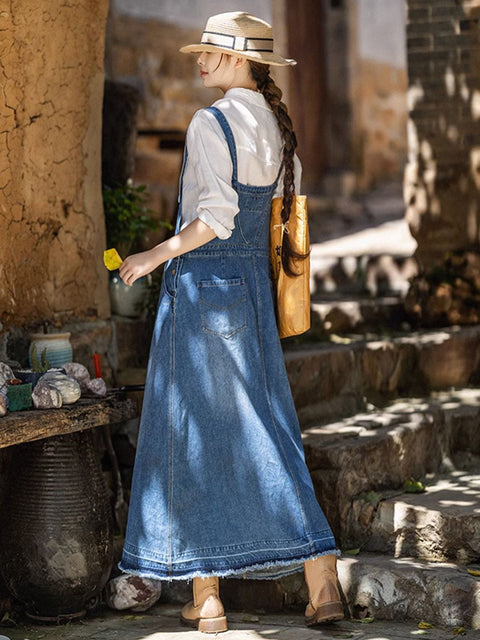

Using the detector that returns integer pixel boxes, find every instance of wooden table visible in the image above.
[0,394,137,449]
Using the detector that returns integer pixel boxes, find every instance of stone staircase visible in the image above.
[290,192,480,627]
[285,337,480,629]
[283,325,480,629]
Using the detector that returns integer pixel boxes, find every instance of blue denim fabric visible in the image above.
[120,107,338,581]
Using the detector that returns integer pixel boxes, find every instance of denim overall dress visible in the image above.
[120,106,337,581]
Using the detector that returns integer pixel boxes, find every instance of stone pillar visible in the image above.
[404,0,480,271]
[0,0,110,328]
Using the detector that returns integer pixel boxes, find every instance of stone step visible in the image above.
[301,390,480,546]
[285,324,480,426]
[310,295,408,337]
[338,553,480,629]
[310,252,417,297]
[347,470,480,564]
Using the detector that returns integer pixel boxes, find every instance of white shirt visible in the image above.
[180,87,302,239]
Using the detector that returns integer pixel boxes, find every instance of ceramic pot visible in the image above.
[0,431,113,621]
[109,271,151,318]
[29,333,73,369]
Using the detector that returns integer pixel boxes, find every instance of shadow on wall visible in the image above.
[404,2,480,271]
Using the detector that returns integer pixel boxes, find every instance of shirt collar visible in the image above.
[224,87,269,107]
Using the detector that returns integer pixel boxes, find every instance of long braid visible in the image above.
[249,60,307,277]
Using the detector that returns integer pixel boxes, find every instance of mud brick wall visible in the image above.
[0,1,110,328]
[404,0,480,270]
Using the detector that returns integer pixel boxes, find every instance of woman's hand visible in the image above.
[119,249,162,286]
[119,218,217,286]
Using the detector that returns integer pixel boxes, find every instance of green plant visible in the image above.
[30,344,51,373]
[102,181,171,256]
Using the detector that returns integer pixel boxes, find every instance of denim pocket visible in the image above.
[198,278,247,339]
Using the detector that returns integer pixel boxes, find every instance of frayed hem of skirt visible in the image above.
[118,548,341,583]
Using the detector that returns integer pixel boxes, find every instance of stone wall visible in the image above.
[0,0,110,329]
[105,11,211,133]
[349,0,408,191]
[104,8,215,230]
[351,59,408,191]
[404,0,480,271]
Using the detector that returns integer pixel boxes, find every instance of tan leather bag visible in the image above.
[270,195,310,339]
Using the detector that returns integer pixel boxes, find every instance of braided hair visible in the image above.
[249,61,307,277]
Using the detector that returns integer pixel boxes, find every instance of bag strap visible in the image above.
[205,106,238,185]
[273,159,284,191]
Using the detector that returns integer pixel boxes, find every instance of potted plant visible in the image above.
[13,343,52,389]
[103,181,171,317]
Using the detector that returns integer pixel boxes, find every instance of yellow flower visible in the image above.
[104,248,123,271]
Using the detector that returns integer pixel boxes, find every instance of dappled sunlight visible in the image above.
[471,89,480,119]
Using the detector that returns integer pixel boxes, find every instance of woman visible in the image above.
[118,11,343,634]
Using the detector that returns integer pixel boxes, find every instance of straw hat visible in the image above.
[180,11,296,67]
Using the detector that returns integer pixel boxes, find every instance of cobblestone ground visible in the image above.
[2,604,480,640]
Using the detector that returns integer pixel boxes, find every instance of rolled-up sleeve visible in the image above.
[186,110,239,239]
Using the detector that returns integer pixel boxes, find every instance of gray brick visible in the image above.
[407,20,455,36]
[432,59,463,74]
[407,35,434,50]
[407,60,434,75]
[408,49,454,64]
[408,104,459,117]
[408,7,431,22]
[409,0,446,5]
[431,6,464,20]
[434,33,479,49]
[418,77,454,93]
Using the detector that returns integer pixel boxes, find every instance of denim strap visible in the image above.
[174,146,189,234]
[205,106,238,185]
[177,147,188,205]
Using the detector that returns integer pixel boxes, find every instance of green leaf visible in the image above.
[404,479,426,494]
[343,548,360,556]
[418,621,434,629]
[102,182,169,253]
[241,614,260,623]
[351,616,374,623]
[364,490,381,505]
